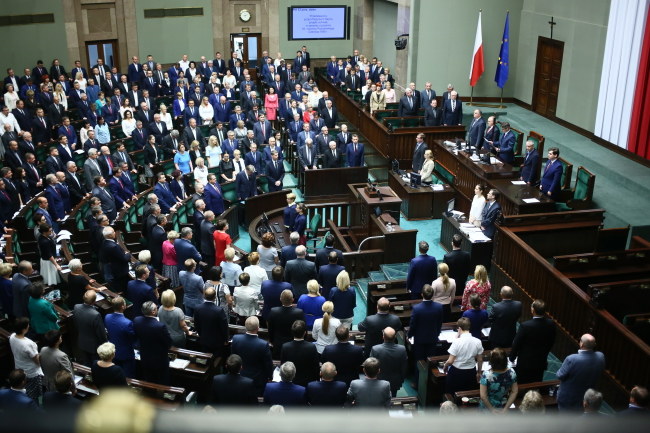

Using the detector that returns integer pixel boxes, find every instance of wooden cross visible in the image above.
[548,16,557,39]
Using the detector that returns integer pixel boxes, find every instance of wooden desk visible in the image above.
[303,165,369,200]
[244,189,291,227]
[349,184,402,238]
[491,179,556,215]
[439,213,493,270]
[248,207,291,251]
[367,214,418,264]
[388,171,454,220]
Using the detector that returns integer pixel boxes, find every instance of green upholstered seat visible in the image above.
[434,162,455,186]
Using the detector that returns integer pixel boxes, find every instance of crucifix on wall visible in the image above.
[548,16,557,39]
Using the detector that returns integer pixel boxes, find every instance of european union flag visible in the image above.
[495,12,510,88]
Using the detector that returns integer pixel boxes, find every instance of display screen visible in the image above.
[289,6,349,40]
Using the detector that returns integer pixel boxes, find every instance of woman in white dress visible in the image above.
[121,110,136,137]
[274,52,284,68]
[159,104,173,130]
[222,70,237,89]
[74,72,87,91]
[53,83,68,110]
[199,97,214,125]
[420,149,436,184]
[193,157,209,186]
[242,252,268,291]
[312,301,341,354]
[3,84,19,110]
[469,184,486,227]
[307,85,322,108]
[206,136,222,168]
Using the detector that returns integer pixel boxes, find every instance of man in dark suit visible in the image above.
[345,134,364,168]
[268,290,305,359]
[281,232,300,267]
[127,56,143,84]
[73,290,108,365]
[482,115,500,151]
[443,234,472,295]
[244,143,263,173]
[4,140,24,171]
[91,175,118,222]
[424,99,443,126]
[231,316,274,395]
[12,100,31,131]
[320,100,339,130]
[174,228,202,271]
[346,357,392,408]
[108,168,132,210]
[281,320,320,387]
[406,241,438,299]
[261,269,293,323]
[134,301,172,385]
[193,287,229,355]
[31,108,51,144]
[358,297,403,357]
[520,140,541,185]
[284,246,317,298]
[398,88,418,117]
[204,175,225,216]
[153,173,176,214]
[443,91,463,125]
[0,369,39,410]
[149,215,167,271]
[100,226,132,293]
[306,362,348,407]
[412,133,428,173]
[183,100,200,127]
[24,152,43,196]
[618,386,649,415]
[314,234,344,270]
[211,354,258,405]
[263,361,307,406]
[198,211,216,267]
[490,122,515,164]
[509,299,556,384]
[408,285,443,370]
[540,147,563,200]
[467,109,487,148]
[420,82,436,107]
[321,325,365,386]
[480,189,502,239]
[556,334,606,411]
[265,150,285,192]
[148,114,168,145]
[183,118,204,147]
[43,371,83,412]
[322,140,344,169]
[236,165,257,201]
[213,96,231,123]
[125,265,158,318]
[488,286,522,348]
[104,296,137,377]
[317,252,345,299]
[370,326,408,396]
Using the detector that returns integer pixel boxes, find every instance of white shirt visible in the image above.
[0,112,21,134]
[233,285,260,317]
[312,316,342,354]
[179,60,190,70]
[160,112,173,130]
[448,332,483,369]
[469,195,486,224]
[193,165,208,186]
[243,264,268,291]
[9,334,43,378]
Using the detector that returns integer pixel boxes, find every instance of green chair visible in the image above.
[403,117,421,128]
[434,162,456,186]
[306,230,330,254]
[386,102,399,110]
[304,213,322,253]
[384,118,402,130]
[222,181,238,203]
[566,166,596,210]
[557,157,574,201]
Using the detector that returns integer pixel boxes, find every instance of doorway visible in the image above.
[85,40,120,71]
[230,33,262,68]
[532,36,564,117]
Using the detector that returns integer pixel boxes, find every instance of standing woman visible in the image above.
[159,104,173,130]
[161,231,182,289]
[243,252,268,291]
[432,263,456,322]
[218,152,235,183]
[172,92,186,120]
[9,318,44,402]
[144,134,160,182]
[205,136,222,169]
[193,157,209,186]
[370,85,386,114]
[420,150,436,185]
[469,184,486,227]
[199,96,214,125]
[264,87,279,129]
[121,110,136,137]
[38,224,61,286]
[443,317,484,396]
[4,84,19,110]
[14,167,32,206]
[328,270,356,328]
[461,265,491,311]
[479,348,518,414]
[0,263,14,320]
[312,301,341,354]
[383,82,396,103]
[27,282,60,337]
[188,140,202,168]
[174,143,193,175]
[297,280,326,330]
[257,232,279,279]
[294,203,307,245]
[158,289,192,347]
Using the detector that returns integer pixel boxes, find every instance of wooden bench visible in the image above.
[449,379,560,410]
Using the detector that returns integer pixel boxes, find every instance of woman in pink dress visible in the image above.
[460,265,491,311]
[264,87,279,129]
[161,231,181,288]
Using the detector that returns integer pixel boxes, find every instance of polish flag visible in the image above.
[470,12,485,87]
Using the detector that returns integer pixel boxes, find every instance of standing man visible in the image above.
[540,147,563,200]
[406,241,438,299]
[488,286,522,349]
[412,133,428,173]
[442,91,462,125]
[73,291,108,366]
[193,287,229,357]
[358,297,403,358]
[490,122,515,164]
[133,301,172,385]
[370,327,408,397]
[346,134,364,168]
[104,296,137,378]
[520,140,540,185]
[480,189,502,239]
[267,289,305,359]
[284,246,317,299]
[397,88,418,117]
[265,150,285,192]
[556,334,605,411]
[236,165,257,201]
[443,234,472,295]
[346,357,392,408]
[508,299,556,384]
[467,109,486,149]
[320,325,365,386]
[231,316,274,396]
[280,320,320,387]
[408,285,443,380]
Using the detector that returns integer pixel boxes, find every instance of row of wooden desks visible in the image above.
[388,171,455,220]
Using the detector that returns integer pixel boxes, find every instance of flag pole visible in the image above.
[500,87,504,108]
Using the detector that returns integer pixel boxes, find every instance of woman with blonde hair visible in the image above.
[312,301,341,354]
[158,289,191,348]
[206,135,222,168]
[461,264,491,311]
[432,263,456,321]
[53,83,68,110]
[199,96,214,125]
[193,156,208,186]
[420,149,435,184]
[328,270,356,328]
[243,251,268,291]
[91,342,127,390]
[159,103,173,130]
[297,280,326,330]
[383,81,396,103]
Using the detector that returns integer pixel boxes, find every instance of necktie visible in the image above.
[237,160,242,171]
[452,100,456,111]
[306,148,311,163]
[121,152,126,162]
[332,149,336,158]
[41,117,46,127]
[274,160,277,170]
[261,123,265,136]
[409,97,412,108]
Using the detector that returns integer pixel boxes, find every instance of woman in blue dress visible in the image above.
[174,143,193,174]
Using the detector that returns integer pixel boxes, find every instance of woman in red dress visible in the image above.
[460,265,492,311]
[264,87,279,129]
[212,219,232,266]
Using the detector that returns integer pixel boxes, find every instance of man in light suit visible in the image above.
[284,246,317,298]
[91,175,118,222]
[73,290,108,365]
[540,147,563,200]
[412,133,428,173]
[406,241,438,299]
[480,189,502,239]
[443,91,463,125]
[263,361,307,406]
[346,357,392,408]
[467,109,486,148]
[346,134,364,167]
[488,286,522,348]
[83,149,103,191]
[370,326,408,396]
[556,334,606,411]
[520,140,540,185]
[491,122,515,164]
[133,301,172,385]
[104,296,137,377]
[231,316,274,395]
[358,297,404,357]
[298,139,317,171]
[509,299,556,384]
[397,88,418,117]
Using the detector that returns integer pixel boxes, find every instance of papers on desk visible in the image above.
[75,149,85,154]
[439,329,458,343]
[170,358,191,370]
[468,231,491,243]
[77,382,100,396]
[95,292,106,302]
[74,375,84,385]
[451,210,465,217]
[522,198,540,203]
[432,184,445,191]
[56,229,73,242]
[511,180,526,185]
[272,366,281,382]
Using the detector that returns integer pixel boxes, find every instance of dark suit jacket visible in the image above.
[520,149,540,184]
[358,312,403,357]
[320,107,339,129]
[408,300,443,346]
[556,350,606,409]
[263,381,307,406]
[540,159,563,200]
[509,316,556,372]
[322,148,344,168]
[412,142,428,172]
[267,306,305,358]
[398,95,418,117]
[280,244,298,267]
[442,99,463,125]
[480,201,502,239]
[235,170,257,200]
[92,186,117,221]
[406,254,438,296]
[346,142,364,168]
[199,219,216,258]
[281,339,320,387]
[193,301,229,353]
[284,258,317,298]
[265,158,285,192]
[468,117,487,148]
[231,333,274,391]
[321,342,365,386]
[298,145,316,170]
[370,342,408,393]
[495,130,515,164]
[211,373,257,405]
[424,106,442,126]
[174,238,201,270]
[317,264,345,299]
[73,303,108,354]
[204,182,224,215]
[104,312,137,361]
[306,380,348,406]
[488,299,522,348]
[133,316,172,371]
[443,249,472,293]
[260,281,293,320]
[43,391,82,411]
[483,125,500,150]
[0,388,39,409]
[126,279,157,318]
[100,239,131,278]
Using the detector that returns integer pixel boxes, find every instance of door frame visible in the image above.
[84,39,120,72]
[230,33,262,69]
[531,36,564,118]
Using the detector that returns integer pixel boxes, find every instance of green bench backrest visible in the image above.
[435,163,455,185]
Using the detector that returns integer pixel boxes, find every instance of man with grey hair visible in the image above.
[280,232,300,267]
[284,245,317,298]
[100,225,131,293]
[12,261,34,318]
[398,88,418,117]
[83,147,102,190]
[583,388,603,415]
[65,160,88,207]
[44,173,65,229]
[322,140,343,168]
[443,90,463,125]
[298,137,317,171]
[199,210,216,266]
[556,334,606,411]
[162,129,182,158]
[231,316,274,395]
[133,300,172,385]
[73,290,108,366]
[174,226,202,271]
[263,361,307,406]
[143,193,158,217]
[235,163,257,201]
[306,361,347,407]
